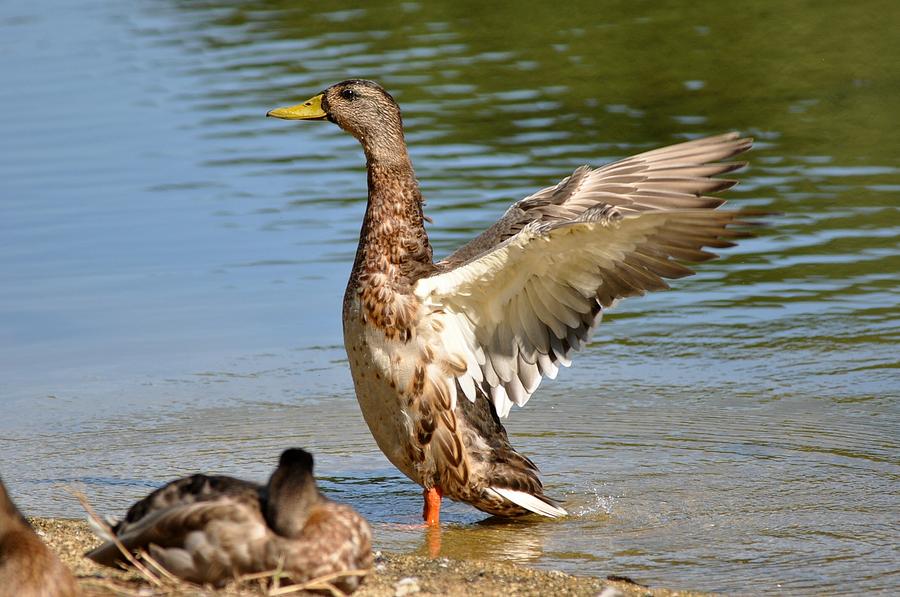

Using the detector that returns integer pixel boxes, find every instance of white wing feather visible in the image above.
[415,133,754,418]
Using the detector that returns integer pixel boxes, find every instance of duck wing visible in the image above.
[439,133,750,268]
[86,498,268,584]
[115,474,262,533]
[416,133,754,418]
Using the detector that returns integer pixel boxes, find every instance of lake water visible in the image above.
[1,1,898,593]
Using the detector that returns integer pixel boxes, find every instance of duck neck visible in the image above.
[266,479,318,539]
[352,153,434,286]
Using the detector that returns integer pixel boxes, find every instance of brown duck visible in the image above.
[0,476,81,597]
[267,80,753,524]
[87,449,372,592]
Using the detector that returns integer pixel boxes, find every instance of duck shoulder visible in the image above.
[115,474,262,533]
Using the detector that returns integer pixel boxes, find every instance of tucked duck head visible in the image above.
[264,448,320,538]
[267,79,407,164]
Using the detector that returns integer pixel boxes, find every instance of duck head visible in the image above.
[264,448,321,538]
[267,79,408,165]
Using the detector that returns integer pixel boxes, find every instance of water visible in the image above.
[1,0,898,593]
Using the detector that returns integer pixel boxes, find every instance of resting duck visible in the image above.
[268,80,753,524]
[0,476,81,597]
[87,449,372,592]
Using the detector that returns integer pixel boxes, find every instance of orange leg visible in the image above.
[423,486,443,526]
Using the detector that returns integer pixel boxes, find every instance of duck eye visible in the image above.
[340,88,356,101]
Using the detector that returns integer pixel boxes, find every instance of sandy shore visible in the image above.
[33,518,706,596]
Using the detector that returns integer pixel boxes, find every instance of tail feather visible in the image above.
[486,487,567,518]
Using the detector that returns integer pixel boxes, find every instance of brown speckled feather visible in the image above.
[87,449,372,593]
[0,477,81,597]
[348,162,435,343]
[114,473,261,533]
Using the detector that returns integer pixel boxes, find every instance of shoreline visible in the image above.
[33,518,705,596]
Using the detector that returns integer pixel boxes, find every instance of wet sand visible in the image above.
[33,518,705,596]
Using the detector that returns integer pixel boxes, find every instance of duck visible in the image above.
[86,448,372,592]
[0,476,82,597]
[267,79,754,524]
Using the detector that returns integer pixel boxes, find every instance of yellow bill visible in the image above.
[266,93,327,120]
